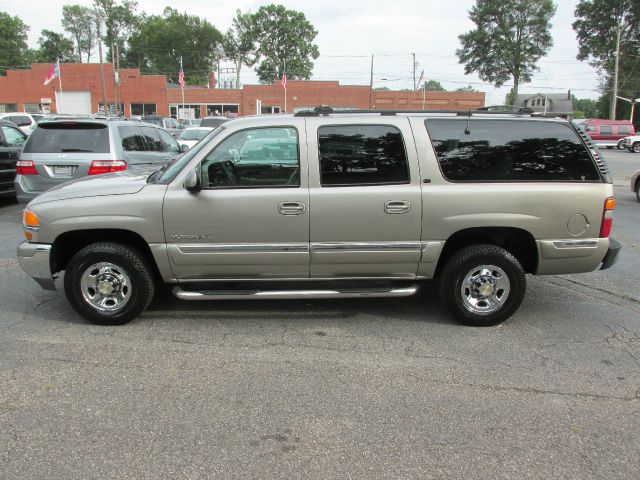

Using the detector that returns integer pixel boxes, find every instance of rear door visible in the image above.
[306,117,423,278]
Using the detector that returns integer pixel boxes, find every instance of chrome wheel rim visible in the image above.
[460,264,510,315]
[80,262,132,312]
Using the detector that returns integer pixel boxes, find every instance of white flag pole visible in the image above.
[180,56,185,119]
[57,60,64,113]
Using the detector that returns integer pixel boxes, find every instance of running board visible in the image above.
[172,285,419,301]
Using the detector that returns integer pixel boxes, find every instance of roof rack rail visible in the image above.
[293,106,538,117]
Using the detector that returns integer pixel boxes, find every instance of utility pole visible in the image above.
[369,54,374,109]
[412,53,416,91]
[610,24,622,120]
[96,14,108,116]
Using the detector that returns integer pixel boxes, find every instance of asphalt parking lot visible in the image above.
[1,150,639,479]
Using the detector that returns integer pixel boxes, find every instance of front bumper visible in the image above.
[600,238,621,270]
[17,241,56,290]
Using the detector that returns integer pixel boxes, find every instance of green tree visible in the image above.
[457,0,556,105]
[0,10,30,73]
[456,85,479,92]
[222,10,258,88]
[125,7,222,84]
[572,95,599,119]
[62,5,96,63]
[35,29,77,63]
[424,79,446,91]
[573,0,640,120]
[249,4,319,83]
[93,0,139,63]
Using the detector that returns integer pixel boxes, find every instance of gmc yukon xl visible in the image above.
[17,108,620,326]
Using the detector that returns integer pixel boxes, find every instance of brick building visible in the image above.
[0,63,485,117]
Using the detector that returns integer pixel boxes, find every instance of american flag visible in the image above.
[178,66,185,87]
[417,69,424,90]
[281,70,287,89]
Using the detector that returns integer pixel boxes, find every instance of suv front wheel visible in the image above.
[64,242,155,325]
[631,142,640,153]
[439,244,526,327]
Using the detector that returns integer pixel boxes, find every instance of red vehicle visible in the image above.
[582,119,635,149]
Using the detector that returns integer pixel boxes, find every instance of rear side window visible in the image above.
[425,119,600,182]
[599,125,613,135]
[200,118,228,128]
[617,126,630,135]
[23,123,109,153]
[140,126,163,151]
[118,126,147,152]
[318,125,409,186]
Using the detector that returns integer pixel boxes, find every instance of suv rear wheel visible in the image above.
[439,244,526,327]
[64,242,155,325]
[632,142,640,153]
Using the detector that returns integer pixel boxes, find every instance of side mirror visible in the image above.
[184,167,201,192]
[180,143,189,153]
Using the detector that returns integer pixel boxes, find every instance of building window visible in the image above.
[261,105,281,114]
[169,104,202,119]
[206,104,239,116]
[130,103,156,117]
[23,104,40,113]
[0,104,18,113]
[98,103,124,116]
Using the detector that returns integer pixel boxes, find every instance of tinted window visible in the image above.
[426,119,600,182]
[617,126,630,135]
[201,127,299,188]
[140,127,163,151]
[23,123,109,153]
[141,117,163,127]
[157,129,180,153]
[2,125,26,147]
[118,126,147,152]
[318,125,409,186]
[179,130,200,141]
[600,125,613,135]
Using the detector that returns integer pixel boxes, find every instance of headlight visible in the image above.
[23,209,39,241]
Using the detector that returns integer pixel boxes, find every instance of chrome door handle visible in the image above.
[278,201,306,215]
[384,200,411,214]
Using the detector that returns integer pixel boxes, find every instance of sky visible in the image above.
[3,0,603,102]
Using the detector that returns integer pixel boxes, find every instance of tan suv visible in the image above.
[17,108,620,327]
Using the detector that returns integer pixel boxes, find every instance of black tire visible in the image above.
[439,244,526,327]
[617,140,625,150]
[633,142,640,153]
[64,242,155,325]
[636,181,640,202]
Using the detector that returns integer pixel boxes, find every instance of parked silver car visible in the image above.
[15,119,187,204]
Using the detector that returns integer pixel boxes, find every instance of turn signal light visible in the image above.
[23,209,39,241]
[599,196,615,238]
[88,160,127,175]
[16,160,37,175]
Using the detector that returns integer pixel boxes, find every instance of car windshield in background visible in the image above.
[179,129,211,141]
[199,117,228,128]
[22,122,110,153]
[142,117,163,127]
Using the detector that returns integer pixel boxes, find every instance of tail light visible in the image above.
[88,160,127,175]
[16,160,37,175]
[599,196,615,238]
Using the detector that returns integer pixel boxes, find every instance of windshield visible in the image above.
[142,117,163,127]
[179,129,201,140]
[155,127,224,183]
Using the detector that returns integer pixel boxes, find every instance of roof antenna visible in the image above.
[464,110,471,135]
